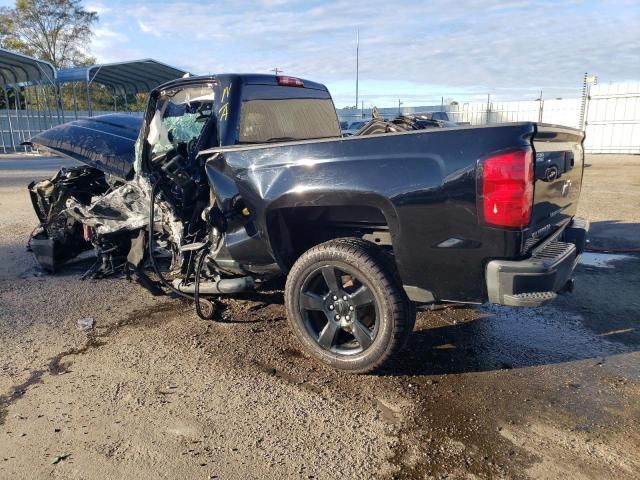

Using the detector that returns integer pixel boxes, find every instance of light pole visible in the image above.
[355,29,359,118]
[580,73,598,131]
[271,67,283,75]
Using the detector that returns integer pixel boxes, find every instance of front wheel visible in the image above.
[284,238,414,373]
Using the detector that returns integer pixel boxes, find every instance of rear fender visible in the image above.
[264,190,400,270]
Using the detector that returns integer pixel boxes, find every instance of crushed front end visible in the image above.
[26,77,268,317]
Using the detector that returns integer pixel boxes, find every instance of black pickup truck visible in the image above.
[28,74,588,372]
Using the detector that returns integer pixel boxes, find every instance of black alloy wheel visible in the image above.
[285,238,415,373]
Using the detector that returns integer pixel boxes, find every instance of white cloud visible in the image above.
[137,20,154,34]
[93,26,124,40]
[91,25,138,63]
[84,2,112,16]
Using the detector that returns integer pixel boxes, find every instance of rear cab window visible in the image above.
[239,83,341,144]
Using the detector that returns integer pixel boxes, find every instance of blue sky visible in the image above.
[2,0,639,107]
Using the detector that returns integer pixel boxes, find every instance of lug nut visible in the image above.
[329,305,334,310]
[343,296,348,301]
[349,305,354,311]
[333,295,338,300]
[336,315,341,320]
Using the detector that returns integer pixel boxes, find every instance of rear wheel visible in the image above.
[285,238,414,373]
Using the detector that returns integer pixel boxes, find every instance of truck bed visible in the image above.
[201,122,584,302]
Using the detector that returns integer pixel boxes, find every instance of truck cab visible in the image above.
[140,74,340,155]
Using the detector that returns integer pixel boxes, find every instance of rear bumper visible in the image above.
[485,217,589,307]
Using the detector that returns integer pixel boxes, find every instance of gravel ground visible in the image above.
[0,154,638,480]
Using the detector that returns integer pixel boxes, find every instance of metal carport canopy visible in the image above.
[56,59,189,95]
[0,48,56,86]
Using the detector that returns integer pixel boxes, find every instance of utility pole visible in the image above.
[355,29,360,117]
[271,67,283,75]
[486,94,491,124]
[538,89,544,123]
[580,72,598,130]
[398,99,403,115]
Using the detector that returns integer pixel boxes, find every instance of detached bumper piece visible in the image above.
[29,234,58,273]
[486,228,586,307]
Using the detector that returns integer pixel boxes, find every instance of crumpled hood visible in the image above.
[28,114,143,180]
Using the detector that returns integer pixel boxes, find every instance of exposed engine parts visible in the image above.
[27,163,258,320]
[28,166,110,272]
[26,81,261,320]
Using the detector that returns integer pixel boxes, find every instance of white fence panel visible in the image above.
[585,83,640,154]
[490,101,540,124]
[540,98,581,129]
[448,103,489,125]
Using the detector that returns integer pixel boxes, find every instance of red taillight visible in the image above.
[478,149,534,228]
[276,76,304,87]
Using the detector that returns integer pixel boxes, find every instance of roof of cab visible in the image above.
[154,73,329,93]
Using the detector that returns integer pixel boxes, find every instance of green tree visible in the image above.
[0,0,98,68]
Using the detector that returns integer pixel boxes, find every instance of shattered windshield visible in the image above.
[147,84,215,158]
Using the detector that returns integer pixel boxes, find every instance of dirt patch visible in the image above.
[0,301,182,426]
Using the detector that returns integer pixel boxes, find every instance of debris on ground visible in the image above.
[51,454,71,465]
[77,317,96,331]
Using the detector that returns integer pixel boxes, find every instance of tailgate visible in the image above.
[529,124,585,240]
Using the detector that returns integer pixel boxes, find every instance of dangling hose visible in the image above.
[148,178,215,319]
[194,246,212,319]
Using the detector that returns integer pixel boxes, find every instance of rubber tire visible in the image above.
[285,238,415,373]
